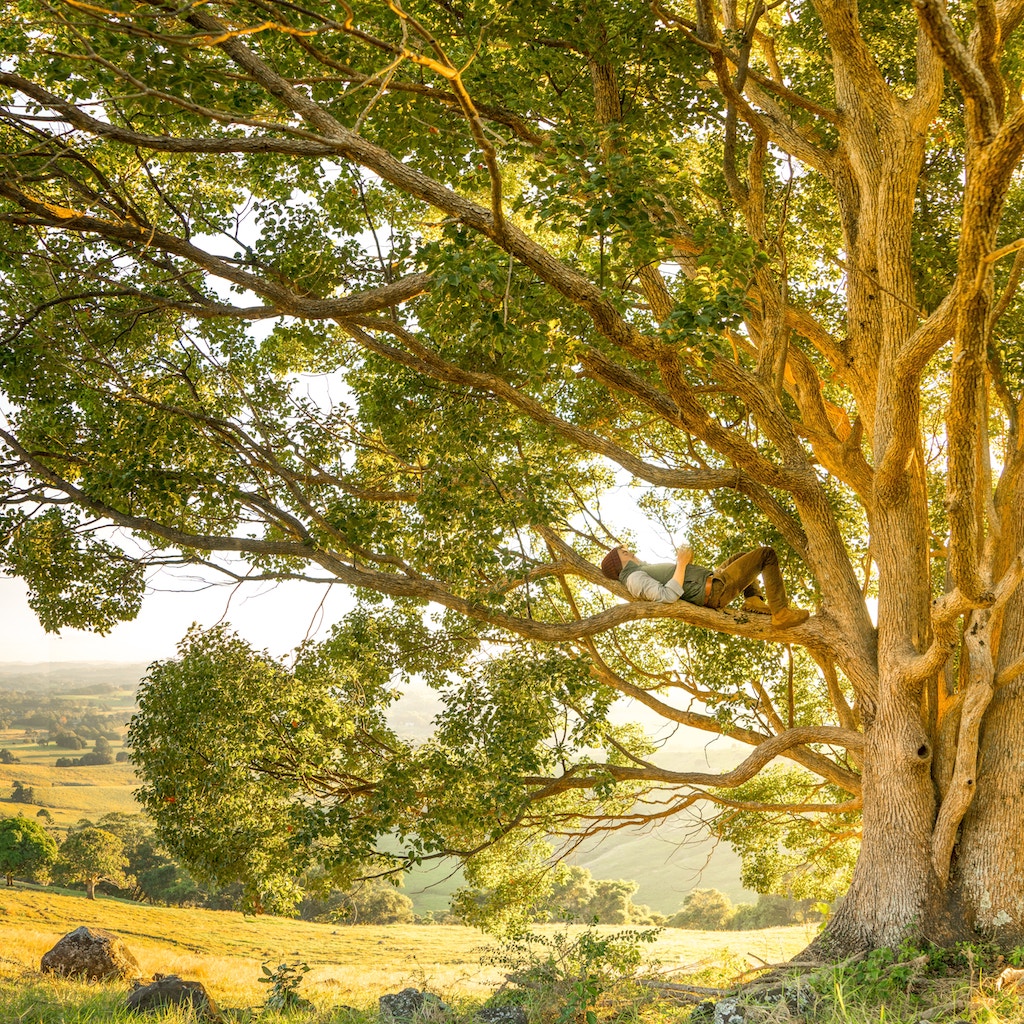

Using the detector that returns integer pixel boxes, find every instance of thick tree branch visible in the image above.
[911,0,999,139]
[0,427,841,649]
[523,725,862,798]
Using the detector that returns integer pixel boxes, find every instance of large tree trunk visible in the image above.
[810,691,949,955]
[956,675,1024,941]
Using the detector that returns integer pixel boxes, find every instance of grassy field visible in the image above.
[0,884,814,1012]
[0,758,139,828]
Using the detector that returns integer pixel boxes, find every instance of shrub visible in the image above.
[487,923,660,1024]
[667,889,735,930]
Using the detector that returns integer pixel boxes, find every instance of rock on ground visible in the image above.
[379,987,451,1021]
[477,1005,529,1024]
[126,974,219,1019]
[40,926,140,982]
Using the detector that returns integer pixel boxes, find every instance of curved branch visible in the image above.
[522,725,863,798]
[585,649,862,793]
[0,179,430,318]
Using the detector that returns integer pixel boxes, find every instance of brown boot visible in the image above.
[742,596,771,614]
[772,607,810,628]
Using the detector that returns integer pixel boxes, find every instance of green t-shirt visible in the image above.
[619,560,712,605]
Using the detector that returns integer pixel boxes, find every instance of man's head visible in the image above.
[601,546,634,580]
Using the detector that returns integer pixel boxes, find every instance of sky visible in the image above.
[0,569,355,665]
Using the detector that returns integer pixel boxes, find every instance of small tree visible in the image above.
[0,816,58,886]
[668,889,736,931]
[10,781,35,805]
[75,737,115,767]
[342,877,416,925]
[59,827,130,900]
[587,879,641,926]
[0,749,19,765]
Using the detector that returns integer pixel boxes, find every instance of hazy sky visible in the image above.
[0,570,355,664]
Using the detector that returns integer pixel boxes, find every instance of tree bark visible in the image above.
[810,691,948,955]
[956,675,1024,940]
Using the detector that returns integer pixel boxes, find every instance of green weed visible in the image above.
[260,957,314,1012]
[485,922,660,1024]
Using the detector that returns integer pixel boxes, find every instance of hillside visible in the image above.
[0,885,814,1010]
[0,662,150,693]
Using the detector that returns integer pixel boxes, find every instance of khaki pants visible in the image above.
[706,546,789,612]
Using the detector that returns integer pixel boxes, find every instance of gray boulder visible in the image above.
[126,974,219,1019]
[379,987,451,1020]
[40,926,140,982]
[477,1005,528,1024]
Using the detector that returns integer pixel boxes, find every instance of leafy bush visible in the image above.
[259,959,313,1012]
[486,923,660,1024]
[667,889,735,930]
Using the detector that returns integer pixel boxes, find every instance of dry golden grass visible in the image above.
[0,760,139,827]
[0,886,814,1010]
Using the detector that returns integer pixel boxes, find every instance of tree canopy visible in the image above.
[3,0,1024,954]
[58,827,131,900]
[0,815,58,886]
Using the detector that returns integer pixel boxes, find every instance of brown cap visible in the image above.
[600,547,623,580]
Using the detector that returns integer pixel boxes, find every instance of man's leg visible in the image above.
[710,547,788,611]
[708,546,809,627]
[717,551,763,598]
[717,550,767,608]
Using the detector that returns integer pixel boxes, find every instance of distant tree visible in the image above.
[58,827,130,900]
[10,780,35,804]
[0,749,19,764]
[52,731,85,751]
[54,758,75,768]
[298,874,415,925]
[115,751,131,763]
[729,894,811,931]
[0,816,58,886]
[547,865,597,920]
[35,808,52,824]
[75,737,115,767]
[341,877,415,925]
[587,879,641,925]
[668,889,736,930]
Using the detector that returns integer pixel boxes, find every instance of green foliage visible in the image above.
[1,510,144,634]
[708,768,859,902]
[0,815,58,884]
[487,923,660,1024]
[128,622,431,911]
[57,827,131,898]
[259,959,314,1013]
[667,889,735,931]
[808,940,973,1016]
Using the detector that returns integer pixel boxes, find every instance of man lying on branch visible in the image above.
[600,544,810,629]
